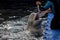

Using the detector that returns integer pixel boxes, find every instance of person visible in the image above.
[36,0,55,29]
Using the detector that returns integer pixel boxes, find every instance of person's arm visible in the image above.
[39,8,52,17]
[43,1,55,13]
[39,1,55,17]
[43,8,52,13]
[36,1,54,17]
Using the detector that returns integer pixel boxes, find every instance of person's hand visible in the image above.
[44,8,52,13]
[47,8,52,12]
[36,1,41,6]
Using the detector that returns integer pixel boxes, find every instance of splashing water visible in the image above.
[0,15,47,40]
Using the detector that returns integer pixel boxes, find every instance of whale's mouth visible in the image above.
[35,13,39,20]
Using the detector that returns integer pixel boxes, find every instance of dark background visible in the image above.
[0,0,60,29]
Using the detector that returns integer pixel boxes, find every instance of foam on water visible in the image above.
[0,15,47,40]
